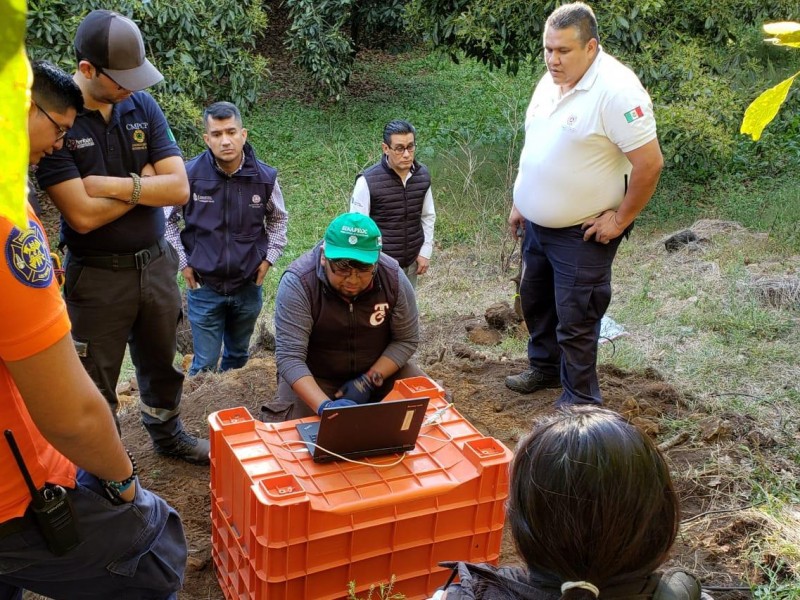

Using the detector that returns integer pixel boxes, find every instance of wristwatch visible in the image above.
[366,370,384,387]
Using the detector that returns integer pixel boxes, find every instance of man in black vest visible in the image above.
[261,213,423,422]
[350,120,436,288]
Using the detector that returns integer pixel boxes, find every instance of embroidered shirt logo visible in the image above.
[5,220,53,288]
[369,302,390,326]
[66,137,95,151]
[251,194,262,205]
[131,128,147,151]
[624,106,645,123]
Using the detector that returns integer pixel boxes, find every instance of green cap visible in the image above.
[324,213,382,264]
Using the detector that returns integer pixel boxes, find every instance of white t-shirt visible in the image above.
[513,49,657,228]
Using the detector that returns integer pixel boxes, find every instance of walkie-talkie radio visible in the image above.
[4,430,80,555]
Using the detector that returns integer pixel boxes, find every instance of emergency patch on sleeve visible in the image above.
[5,219,53,288]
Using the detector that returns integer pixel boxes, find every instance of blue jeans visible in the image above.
[0,470,186,599]
[187,281,263,375]
[520,222,624,405]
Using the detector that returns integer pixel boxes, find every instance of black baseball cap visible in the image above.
[74,10,163,91]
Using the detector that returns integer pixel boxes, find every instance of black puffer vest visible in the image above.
[437,562,706,600]
[361,156,431,268]
[285,245,400,380]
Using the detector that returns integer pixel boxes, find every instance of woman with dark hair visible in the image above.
[430,406,711,600]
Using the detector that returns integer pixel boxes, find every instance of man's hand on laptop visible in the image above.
[335,374,375,404]
[317,398,357,416]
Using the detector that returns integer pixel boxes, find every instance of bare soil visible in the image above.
[116,317,794,599]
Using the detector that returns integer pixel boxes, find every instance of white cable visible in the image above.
[275,439,408,467]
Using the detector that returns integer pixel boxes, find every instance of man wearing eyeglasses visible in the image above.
[261,213,422,422]
[26,61,77,217]
[35,10,210,465]
[350,120,436,288]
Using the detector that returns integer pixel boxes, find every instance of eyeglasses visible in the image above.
[328,259,376,277]
[388,143,416,156]
[35,102,68,141]
[96,66,126,91]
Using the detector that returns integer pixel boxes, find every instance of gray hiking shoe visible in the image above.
[155,431,210,465]
[505,368,561,394]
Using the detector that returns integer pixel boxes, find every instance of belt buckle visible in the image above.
[135,248,152,269]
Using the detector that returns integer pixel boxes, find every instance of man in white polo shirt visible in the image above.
[506,2,663,405]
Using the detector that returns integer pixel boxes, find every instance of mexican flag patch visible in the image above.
[624,106,644,123]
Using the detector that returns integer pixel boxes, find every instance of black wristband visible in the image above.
[99,449,138,499]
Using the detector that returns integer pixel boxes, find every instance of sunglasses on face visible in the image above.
[328,259,376,276]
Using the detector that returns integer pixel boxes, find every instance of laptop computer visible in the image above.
[296,397,430,463]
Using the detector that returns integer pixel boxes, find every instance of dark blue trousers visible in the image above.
[520,221,624,405]
[0,470,186,599]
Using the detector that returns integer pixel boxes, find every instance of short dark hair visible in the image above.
[31,60,84,114]
[508,406,679,598]
[203,101,243,130]
[546,2,599,46]
[383,119,416,146]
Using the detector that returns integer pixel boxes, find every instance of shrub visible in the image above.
[26,0,268,155]
[283,0,355,101]
[283,0,408,100]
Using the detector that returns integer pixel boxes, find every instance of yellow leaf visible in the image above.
[763,22,800,35]
[740,74,798,141]
[763,21,800,47]
[0,0,30,229]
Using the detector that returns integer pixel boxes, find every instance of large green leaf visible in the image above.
[741,73,798,141]
[0,0,29,228]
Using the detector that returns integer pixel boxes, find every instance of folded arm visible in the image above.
[82,155,189,208]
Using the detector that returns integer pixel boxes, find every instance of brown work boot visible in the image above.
[505,368,561,394]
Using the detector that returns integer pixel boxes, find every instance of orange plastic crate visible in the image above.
[209,377,511,600]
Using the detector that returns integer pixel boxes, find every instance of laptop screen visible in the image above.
[296,397,430,463]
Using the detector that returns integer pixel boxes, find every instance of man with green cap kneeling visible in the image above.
[262,213,423,422]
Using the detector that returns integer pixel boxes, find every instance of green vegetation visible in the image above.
[26,0,268,153]
[347,575,405,600]
[408,0,800,181]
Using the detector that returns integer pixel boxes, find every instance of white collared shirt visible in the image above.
[513,48,657,228]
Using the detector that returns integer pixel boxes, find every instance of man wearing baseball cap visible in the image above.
[262,213,424,421]
[36,10,209,464]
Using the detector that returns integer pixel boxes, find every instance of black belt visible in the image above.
[0,512,30,539]
[70,239,164,270]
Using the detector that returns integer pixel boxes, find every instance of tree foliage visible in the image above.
[408,0,800,181]
[741,22,800,140]
[283,0,407,99]
[26,0,268,154]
